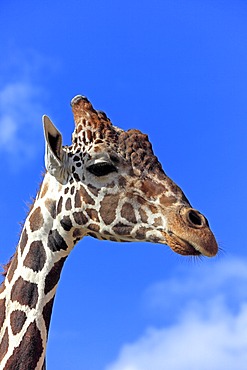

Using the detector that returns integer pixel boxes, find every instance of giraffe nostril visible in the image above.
[188,210,202,226]
[185,209,208,228]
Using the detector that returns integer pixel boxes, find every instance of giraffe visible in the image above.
[0,95,218,369]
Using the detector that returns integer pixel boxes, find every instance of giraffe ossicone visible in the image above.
[0,95,218,369]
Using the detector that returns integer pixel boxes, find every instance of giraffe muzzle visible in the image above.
[166,207,218,257]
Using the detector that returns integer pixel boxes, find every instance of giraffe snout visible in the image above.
[165,206,218,257]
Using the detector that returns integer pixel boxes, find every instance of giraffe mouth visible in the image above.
[175,237,202,256]
[166,232,202,256]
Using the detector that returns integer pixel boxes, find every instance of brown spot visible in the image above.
[135,195,146,206]
[73,228,84,239]
[19,229,28,254]
[29,207,44,232]
[74,189,82,208]
[87,129,92,142]
[121,203,137,223]
[85,208,100,222]
[112,223,133,236]
[74,211,88,225]
[57,196,63,214]
[65,197,72,211]
[40,182,48,198]
[87,184,99,196]
[108,237,118,242]
[77,124,83,133]
[153,217,163,227]
[118,176,127,187]
[75,186,95,208]
[88,224,100,232]
[1,258,12,278]
[23,241,46,272]
[43,297,54,333]
[149,235,162,243]
[47,230,68,252]
[4,322,43,370]
[140,178,166,198]
[45,199,56,219]
[0,328,9,363]
[140,208,148,223]
[94,139,103,144]
[11,277,38,309]
[149,204,159,214]
[10,310,27,335]
[93,145,102,153]
[160,194,177,207]
[74,173,81,182]
[44,257,67,295]
[0,282,5,294]
[70,186,75,195]
[135,227,150,240]
[7,253,18,283]
[0,299,6,328]
[60,216,73,231]
[100,194,120,225]
[103,230,111,236]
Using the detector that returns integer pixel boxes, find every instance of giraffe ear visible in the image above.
[43,115,69,184]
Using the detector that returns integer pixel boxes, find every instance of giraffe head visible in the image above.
[43,95,217,257]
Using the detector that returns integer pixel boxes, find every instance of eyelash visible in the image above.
[87,162,118,177]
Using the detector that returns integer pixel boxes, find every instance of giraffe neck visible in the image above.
[0,174,81,370]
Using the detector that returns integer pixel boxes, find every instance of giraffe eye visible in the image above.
[87,162,118,177]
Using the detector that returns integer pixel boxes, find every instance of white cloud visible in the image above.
[143,257,247,320]
[0,50,56,170]
[105,257,247,370]
[0,81,43,167]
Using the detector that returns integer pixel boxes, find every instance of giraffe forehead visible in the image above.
[70,126,165,180]
[70,97,165,176]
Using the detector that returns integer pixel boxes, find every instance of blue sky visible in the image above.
[0,1,247,369]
